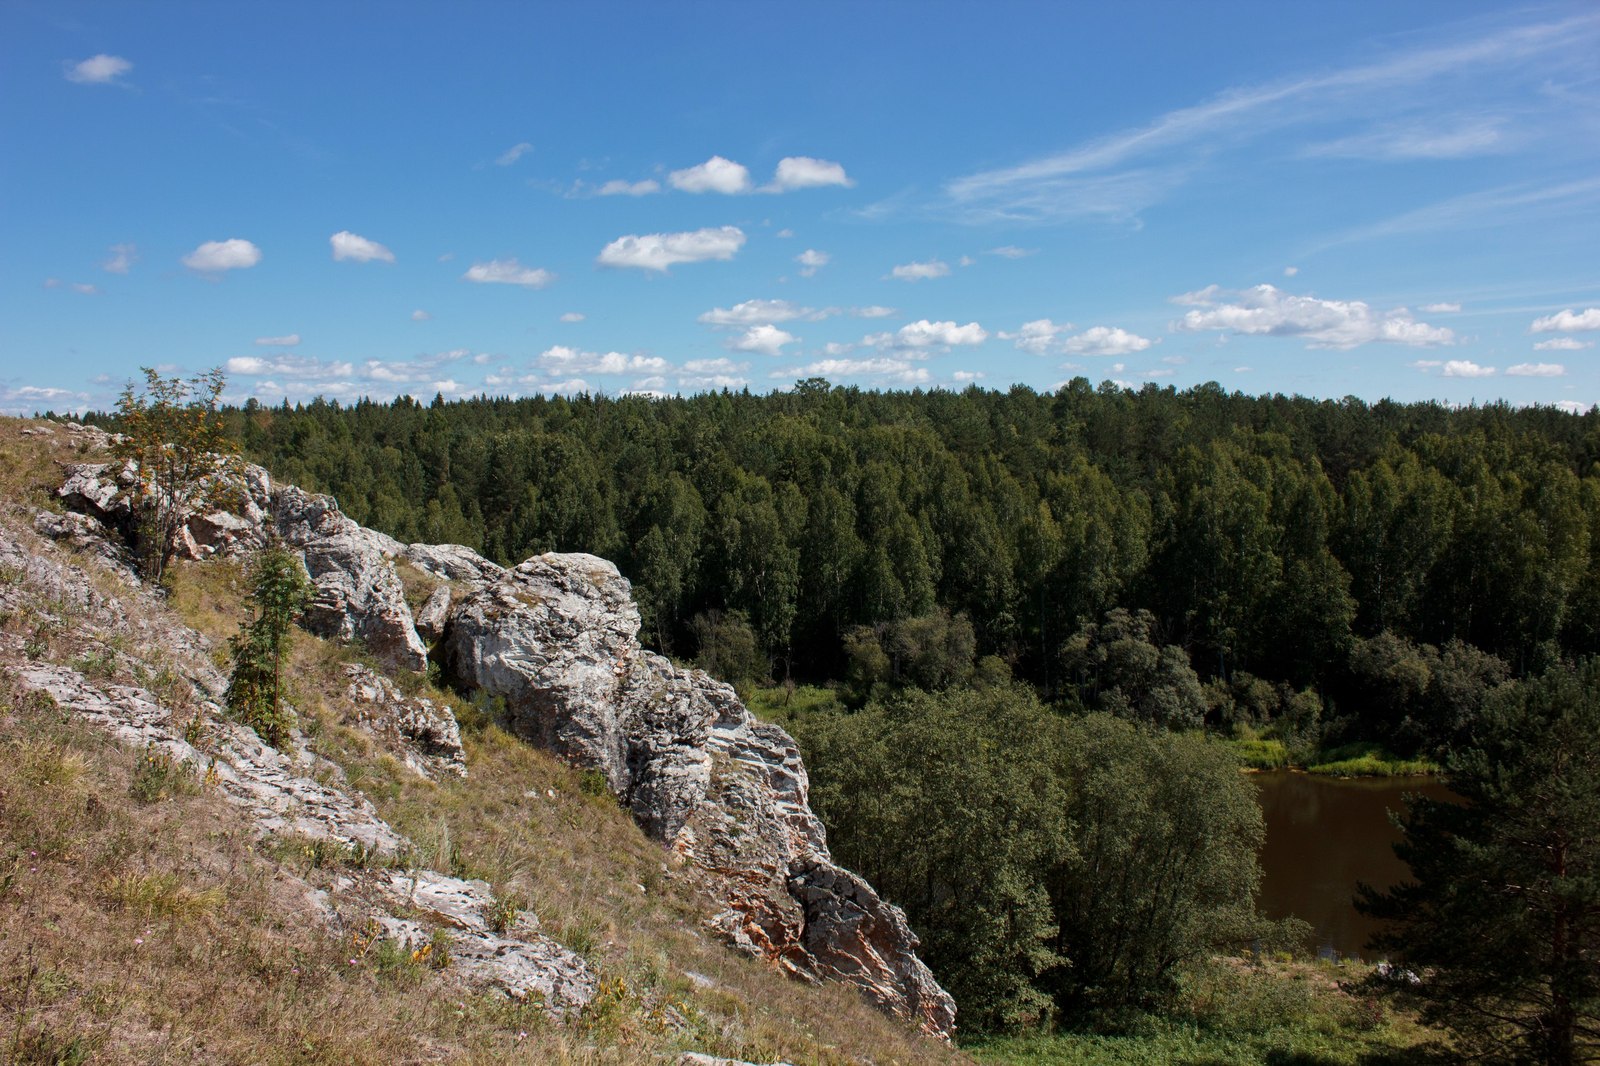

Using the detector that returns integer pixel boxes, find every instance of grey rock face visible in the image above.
[0,521,592,1013]
[343,663,466,779]
[414,584,453,644]
[58,461,428,672]
[444,552,957,1036]
[404,542,506,585]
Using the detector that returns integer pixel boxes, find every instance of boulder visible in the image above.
[414,584,453,644]
[404,542,506,584]
[444,552,957,1036]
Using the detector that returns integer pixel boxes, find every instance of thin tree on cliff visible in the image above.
[1359,659,1600,1064]
[226,543,313,746]
[114,366,240,583]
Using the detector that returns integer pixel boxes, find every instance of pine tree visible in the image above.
[1359,659,1600,1064]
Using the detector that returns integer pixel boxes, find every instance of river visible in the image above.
[1254,769,1456,960]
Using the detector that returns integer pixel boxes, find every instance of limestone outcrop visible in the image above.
[444,553,958,1036]
[58,460,428,671]
[0,519,594,1015]
[343,663,467,779]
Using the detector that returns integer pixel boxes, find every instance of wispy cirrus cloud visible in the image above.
[929,12,1600,225]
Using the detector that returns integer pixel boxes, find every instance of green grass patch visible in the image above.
[1223,737,1290,770]
[743,683,844,728]
[1307,742,1440,778]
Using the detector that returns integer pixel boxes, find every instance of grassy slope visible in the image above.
[0,416,968,1066]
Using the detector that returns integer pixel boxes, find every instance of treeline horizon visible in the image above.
[83,376,1600,753]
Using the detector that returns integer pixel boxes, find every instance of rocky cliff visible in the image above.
[52,446,958,1037]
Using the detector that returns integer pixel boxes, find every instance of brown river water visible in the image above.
[1253,770,1456,960]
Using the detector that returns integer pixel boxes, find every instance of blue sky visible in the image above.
[3,1,1598,415]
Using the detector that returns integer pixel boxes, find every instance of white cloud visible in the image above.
[1173,284,1455,349]
[1410,360,1444,369]
[559,311,586,323]
[775,358,930,385]
[65,54,132,85]
[699,299,816,327]
[360,349,472,384]
[1233,366,1254,373]
[70,282,99,295]
[796,249,829,277]
[330,230,395,263]
[729,324,797,356]
[1162,355,1189,365]
[182,238,262,273]
[254,334,301,347]
[496,142,533,166]
[411,309,431,321]
[227,355,352,379]
[952,370,987,382]
[1284,266,1299,277]
[462,258,555,288]
[669,156,752,194]
[536,345,669,376]
[769,156,853,190]
[853,305,897,318]
[988,246,1037,259]
[1142,369,1175,378]
[598,226,745,272]
[597,178,661,197]
[1303,119,1509,161]
[1556,401,1593,415]
[1442,360,1495,378]
[1062,326,1155,356]
[1420,302,1462,313]
[102,243,136,274]
[0,384,92,415]
[889,259,950,281]
[1506,362,1566,377]
[1000,318,1070,355]
[1535,337,1592,351]
[679,357,750,390]
[958,255,976,267]
[1531,308,1600,333]
[886,320,988,349]
[775,228,795,238]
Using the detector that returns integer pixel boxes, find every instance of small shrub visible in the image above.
[484,891,527,935]
[100,871,225,919]
[577,768,613,800]
[129,746,197,804]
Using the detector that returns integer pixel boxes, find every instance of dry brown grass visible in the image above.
[0,414,970,1064]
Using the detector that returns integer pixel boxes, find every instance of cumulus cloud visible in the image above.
[669,156,752,194]
[774,357,930,386]
[1556,401,1594,415]
[1531,308,1600,333]
[360,349,472,384]
[102,243,137,274]
[65,54,131,85]
[560,311,585,323]
[880,320,988,350]
[729,324,797,356]
[999,318,1070,355]
[952,370,987,382]
[796,249,829,277]
[330,230,395,263]
[1173,284,1455,349]
[182,238,262,273]
[597,226,745,272]
[0,384,92,415]
[496,142,533,166]
[462,258,554,288]
[227,354,353,380]
[1535,337,1592,351]
[1062,326,1155,356]
[769,156,853,190]
[889,259,950,281]
[597,178,661,196]
[536,345,669,376]
[1420,302,1461,313]
[1442,360,1495,378]
[699,299,816,327]
[1506,362,1566,377]
[254,334,301,347]
[411,309,431,321]
[679,357,750,390]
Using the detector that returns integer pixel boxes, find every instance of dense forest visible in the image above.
[95,377,1599,760]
